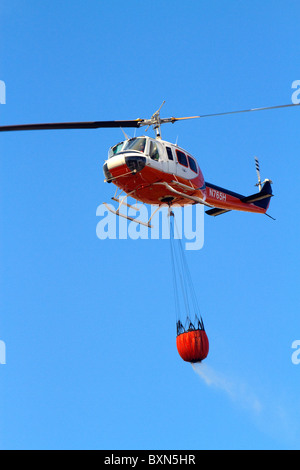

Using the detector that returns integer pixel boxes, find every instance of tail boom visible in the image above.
[205,180,273,216]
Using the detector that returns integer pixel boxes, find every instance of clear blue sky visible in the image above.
[1,0,300,450]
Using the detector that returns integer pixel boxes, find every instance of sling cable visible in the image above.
[169,210,209,364]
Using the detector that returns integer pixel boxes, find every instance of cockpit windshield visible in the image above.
[108,137,146,159]
[123,137,146,153]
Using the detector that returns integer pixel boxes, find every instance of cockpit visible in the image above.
[108,137,147,158]
[108,136,165,163]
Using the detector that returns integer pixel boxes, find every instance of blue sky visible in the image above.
[0,0,300,450]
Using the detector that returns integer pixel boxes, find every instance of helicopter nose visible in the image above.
[124,155,146,173]
[103,154,146,183]
[103,162,113,182]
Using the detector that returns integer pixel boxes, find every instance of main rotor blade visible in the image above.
[171,102,300,122]
[1,102,299,133]
[0,119,143,132]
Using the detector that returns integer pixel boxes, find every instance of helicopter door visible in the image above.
[165,146,177,175]
[148,140,168,174]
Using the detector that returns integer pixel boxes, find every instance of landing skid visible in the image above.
[103,191,160,228]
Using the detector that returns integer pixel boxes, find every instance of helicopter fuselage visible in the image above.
[103,136,272,216]
[104,136,205,206]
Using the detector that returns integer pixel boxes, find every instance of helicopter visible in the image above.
[1,100,299,227]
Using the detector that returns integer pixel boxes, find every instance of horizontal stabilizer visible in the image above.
[205,208,231,217]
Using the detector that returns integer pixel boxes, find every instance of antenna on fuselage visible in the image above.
[120,127,131,140]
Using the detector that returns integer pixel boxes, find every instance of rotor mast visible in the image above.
[143,101,166,139]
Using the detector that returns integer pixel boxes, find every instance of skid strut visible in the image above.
[103,193,161,228]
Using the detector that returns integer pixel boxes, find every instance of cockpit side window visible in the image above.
[108,141,124,158]
[149,141,160,161]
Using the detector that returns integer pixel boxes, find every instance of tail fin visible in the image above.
[241,179,273,210]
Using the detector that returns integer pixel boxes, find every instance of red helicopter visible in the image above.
[1,101,299,227]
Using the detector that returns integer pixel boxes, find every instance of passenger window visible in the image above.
[150,141,160,161]
[166,147,174,161]
[176,150,188,167]
[188,156,198,173]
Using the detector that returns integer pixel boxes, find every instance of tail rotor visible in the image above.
[254,156,273,191]
[254,156,262,191]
